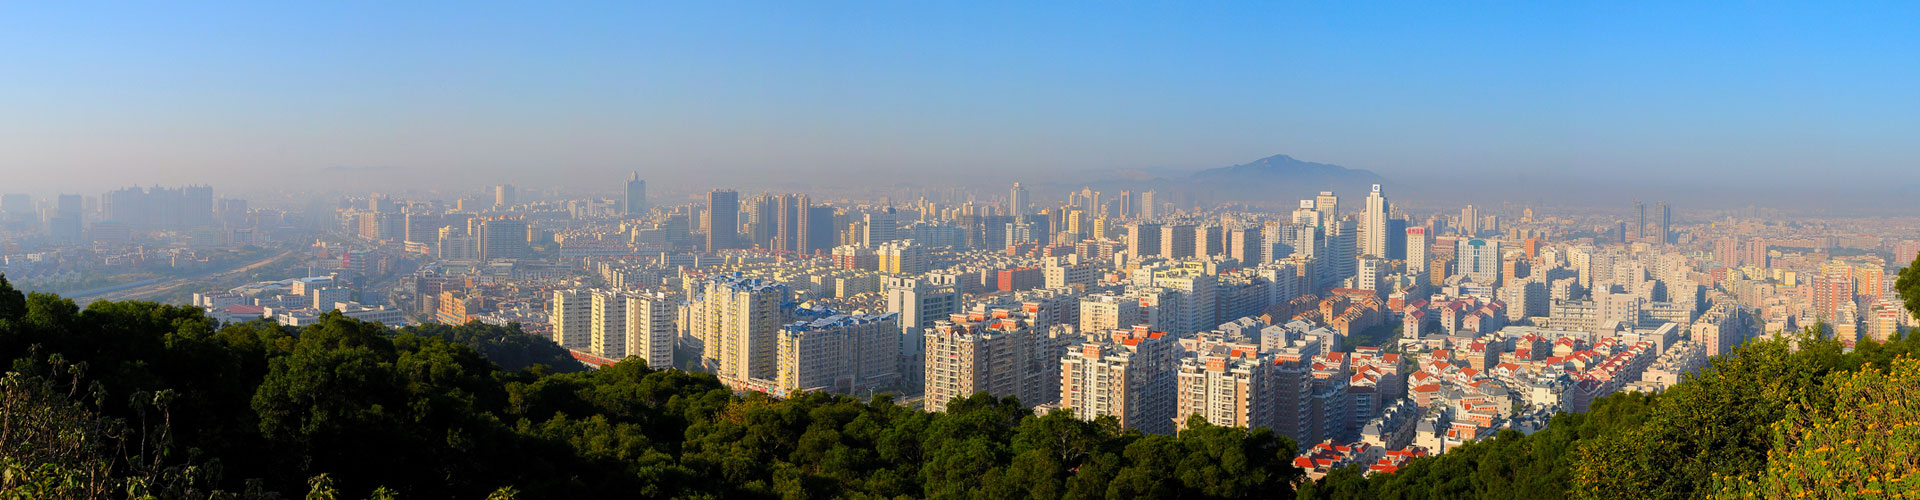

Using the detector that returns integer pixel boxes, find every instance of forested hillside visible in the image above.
[0,275,1300,499]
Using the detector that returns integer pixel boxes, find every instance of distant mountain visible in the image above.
[1033,154,1387,207]
[1185,154,1387,205]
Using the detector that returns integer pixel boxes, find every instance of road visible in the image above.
[71,250,298,304]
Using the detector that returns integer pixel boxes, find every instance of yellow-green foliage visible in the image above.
[1715,356,1920,499]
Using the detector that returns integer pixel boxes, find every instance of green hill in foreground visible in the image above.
[4,266,1920,499]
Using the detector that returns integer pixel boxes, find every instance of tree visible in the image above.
[1715,356,1920,497]
[1899,255,1920,321]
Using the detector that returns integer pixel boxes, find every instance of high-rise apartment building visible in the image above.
[1137,264,1217,335]
[1176,344,1273,430]
[681,275,792,386]
[49,193,82,244]
[625,290,678,369]
[1127,223,1162,260]
[549,289,592,350]
[1079,294,1144,335]
[1895,241,1920,267]
[1459,205,1479,236]
[1321,218,1358,291]
[1406,227,1429,274]
[476,217,529,262]
[590,290,629,358]
[1160,224,1197,259]
[494,184,516,208]
[403,212,441,247]
[101,185,214,231]
[1060,326,1180,434]
[806,205,836,254]
[922,311,1064,412]
[746,193,778,248]
[772,193,812,254]
[876,239,930,274]
[705,189,740,251]
[1228,227,1264,264]
[887,276,961,393]
[777,311,902,396]
[1745,238,1770,269]
[1812,268,1856,322]
[863,210,898,247]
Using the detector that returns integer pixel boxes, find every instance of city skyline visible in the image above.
[2,4,1917,498]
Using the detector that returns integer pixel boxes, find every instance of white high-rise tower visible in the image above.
[1362,184,1388,258]
[1009,182,1030,217]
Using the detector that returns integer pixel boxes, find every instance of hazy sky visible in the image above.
[3,2,1918,198]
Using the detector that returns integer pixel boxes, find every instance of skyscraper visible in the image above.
[1139,191,1157,219]
[1361,184,1388,258]
[1315,191,1340,224]
[494,184,516,208]
[1386,218,1408,261]
[1634,201,1647,240]
[774,193,811,254]
[705,189,739,251]
[804,205,836,254]
[1459,205,1479,236]
[625,172,647,216]
[1654,202,1672,245]
[1009,182,1030,217]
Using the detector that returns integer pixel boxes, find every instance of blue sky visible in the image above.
[2,2,1916,196]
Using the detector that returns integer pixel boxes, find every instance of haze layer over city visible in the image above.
[3,3,1919,500]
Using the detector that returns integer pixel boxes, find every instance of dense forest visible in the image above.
[0,275,1300,499]
[2,263,1918,498]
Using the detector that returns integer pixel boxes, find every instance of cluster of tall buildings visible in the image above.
[363,176,1913,474]
[104,185,215,231]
